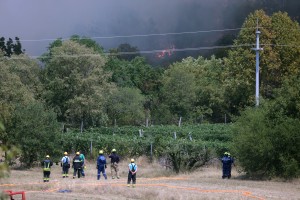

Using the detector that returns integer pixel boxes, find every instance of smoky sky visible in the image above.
[0,0,297,61]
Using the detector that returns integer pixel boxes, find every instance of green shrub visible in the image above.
[232,102,300,179]
[162,139,213,173]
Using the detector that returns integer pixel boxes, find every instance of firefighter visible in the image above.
[61,152,70,178]
[127,158,138,187]
[72,152,83,179]
[109,149,120,179]
[41,155,53,182]
[96,150,107,180]
[221,152,234,179]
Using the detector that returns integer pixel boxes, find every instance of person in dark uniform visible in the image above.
[72,151,83,179]
[96,150,107,180]
[221,152,234,179]
[109,149,120,179]
[41,155,53,182]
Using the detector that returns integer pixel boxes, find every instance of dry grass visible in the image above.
[0,157,299,200]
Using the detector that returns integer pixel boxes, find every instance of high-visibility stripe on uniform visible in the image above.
[44,162,51,171]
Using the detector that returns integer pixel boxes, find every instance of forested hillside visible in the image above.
[0,10,299,178]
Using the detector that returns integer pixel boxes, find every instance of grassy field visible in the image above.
[0,157,299,200]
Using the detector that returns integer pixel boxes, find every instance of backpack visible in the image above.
[63,157,70,168]
[131,164,136,172]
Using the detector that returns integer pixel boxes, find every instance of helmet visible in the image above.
[76,152,80,155]
[130,158,135,163]
[224,152,228,155]
[46,155,50,158]
[112,149,116,152]
[227,152,231,156]
[99,150,103,154]
[64,152,68,155]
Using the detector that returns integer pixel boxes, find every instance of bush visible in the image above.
[162,139,212,173]
[232,102,300,179]
[9,103,60,167]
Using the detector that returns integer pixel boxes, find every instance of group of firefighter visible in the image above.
[41,149,138,187]
[41,150,234,186]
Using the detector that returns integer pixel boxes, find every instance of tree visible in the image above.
[1,54,42,99]
[0,54,38,146]
[232,101,300,179]
[105,56,163,125]
[9,102,60,167]
[70,35,104,54]
[40,35,104,63]
[106,87,146,126]
[159,63,197,123]
[105,56,163,95]
[0,53,54,167]
[175,56,226,123]
[111,43,140,61]
[156,56,226,124]
[272,75,300,118]
[0,122,19,179]
[0,37,24,57]
[223,10,300,115]
[41,40,115,128]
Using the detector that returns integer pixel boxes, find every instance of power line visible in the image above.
[3,43,298,60]
[1,44,247,60]
[20,26,300,43]
[19,27,255,42]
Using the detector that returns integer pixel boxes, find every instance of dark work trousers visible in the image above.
[62,165,69,177]
[127,172,136,184]
[97,166,107,180]
[222,165,232,178]
[43,171,51,182]
[73,168,82,178]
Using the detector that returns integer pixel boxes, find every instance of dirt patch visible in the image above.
[1,160,299,200]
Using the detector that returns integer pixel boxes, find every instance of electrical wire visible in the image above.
[19,27,257,42]
[21,25,299,43]
[2,43,298,60]
[2,24,298,60]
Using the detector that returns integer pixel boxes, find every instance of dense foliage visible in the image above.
[0,10,299,178]
[0,122,19,178]
[0,37,23,57]
[40,40,115,128]
[106,87,146,125]
[223,10,300,115]
[8,103,60,167]
[232,101,300,179]
[232,73,300,179]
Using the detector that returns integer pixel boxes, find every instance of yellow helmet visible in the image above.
[112,149,116,152]
[64,152,68,155]
[99,150,104,154]
[46,155,50,158]
[76,152,80,155]
[130,158,135,163]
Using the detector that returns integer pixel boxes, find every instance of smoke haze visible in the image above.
[1,0,299,62]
